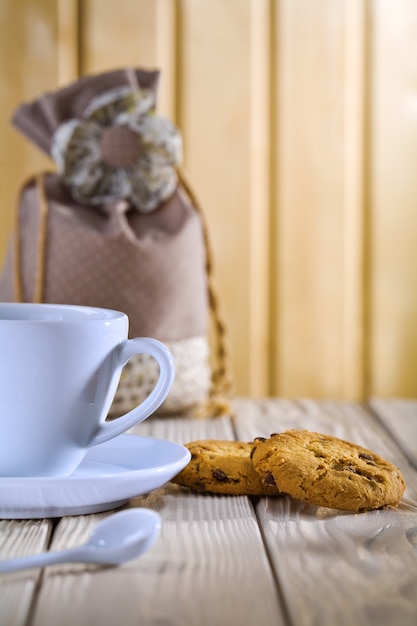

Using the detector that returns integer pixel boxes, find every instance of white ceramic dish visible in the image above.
[0,434,190,519]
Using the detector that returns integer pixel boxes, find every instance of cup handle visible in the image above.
[91,337,175,446]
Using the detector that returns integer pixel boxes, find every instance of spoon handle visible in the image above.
[0,547,85,573]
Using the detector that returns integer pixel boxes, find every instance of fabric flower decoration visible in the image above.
[51,86,182,212]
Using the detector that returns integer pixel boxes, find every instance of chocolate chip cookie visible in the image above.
[172,439,281,496]
[251,429,405,511]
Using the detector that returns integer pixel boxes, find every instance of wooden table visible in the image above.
[1,398,416,626]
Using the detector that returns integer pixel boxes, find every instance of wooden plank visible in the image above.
[0,0,59,268]
[31,416,285,626]
[271,0,348,397]
[179,0,271,396]
[343,0,366,399]
[233,398,417,626]
[0,519,52,626]
[247,0,271,395]
[370,399,417,468]
[368,0,417,396]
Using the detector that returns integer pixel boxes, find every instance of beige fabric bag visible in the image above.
[0,68,233,416]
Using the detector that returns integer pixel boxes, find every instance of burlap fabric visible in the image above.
[0,68,233,416]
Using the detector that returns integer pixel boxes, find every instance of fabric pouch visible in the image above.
[0,68,233,416]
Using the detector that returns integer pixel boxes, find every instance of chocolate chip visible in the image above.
[359,453,374,461]
[264,472,276,486]
[212,469,229,482]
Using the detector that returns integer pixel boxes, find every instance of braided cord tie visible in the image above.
[176,167,234,417]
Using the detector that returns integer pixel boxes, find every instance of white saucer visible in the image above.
[0,435,191,519]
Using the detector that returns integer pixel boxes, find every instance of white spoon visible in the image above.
[0,508,161,573]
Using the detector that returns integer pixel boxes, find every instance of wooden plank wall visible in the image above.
[0,0,416,400]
